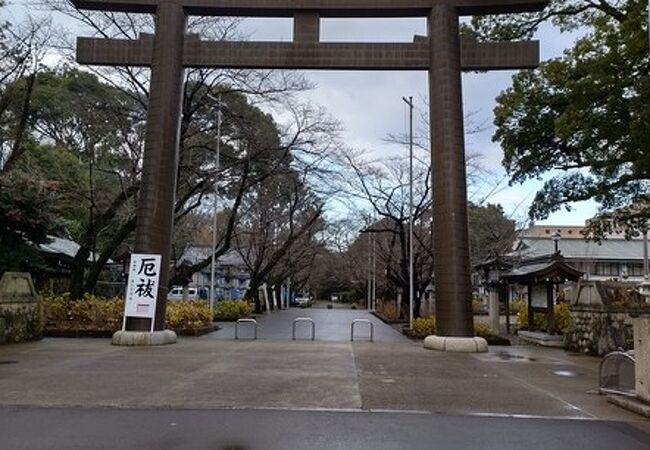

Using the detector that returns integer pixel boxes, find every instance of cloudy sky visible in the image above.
[4,2,598,226]
[238,16,597,226]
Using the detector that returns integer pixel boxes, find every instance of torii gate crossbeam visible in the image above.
[71,0,549,341]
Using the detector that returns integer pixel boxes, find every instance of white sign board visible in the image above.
[124,254,162,325]
[531,284,548,308]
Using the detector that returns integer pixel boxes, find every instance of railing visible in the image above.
[599,349,636,397]
[351,319,374,342]
[292,317,316,341]
[235,318,258,340]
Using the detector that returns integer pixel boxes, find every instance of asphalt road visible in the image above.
[1,407,648,450]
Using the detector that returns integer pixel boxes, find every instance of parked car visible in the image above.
[168,286,204,300]
[295,294,312,307]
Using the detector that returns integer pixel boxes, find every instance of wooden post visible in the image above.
[527,283,534,331]
[547,282,556,335]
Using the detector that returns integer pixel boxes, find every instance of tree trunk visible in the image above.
[83,217,136,295]
[69,246,91,300]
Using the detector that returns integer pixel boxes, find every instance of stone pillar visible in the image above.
[488,288,500,334]
[634,318,650,403]
[129,3,187,332]
[294,11,320,42]
[429,5,473,337]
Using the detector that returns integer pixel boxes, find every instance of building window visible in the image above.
[594,263,620,277]
[629,264,645,277]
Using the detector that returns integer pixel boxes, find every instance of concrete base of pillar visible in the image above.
[111,330,177,346]
[423,335,488,353]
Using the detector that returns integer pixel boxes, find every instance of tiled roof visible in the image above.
[514,237,646,261]
[38,235,108,263]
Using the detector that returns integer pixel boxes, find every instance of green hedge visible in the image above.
[43,294,212,335]
[410,316,494,339]
[517,303,570,334]
[213,300,253,321]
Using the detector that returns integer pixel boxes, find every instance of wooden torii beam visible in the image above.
[72,0,548,16]
[71,0,550,340]
[78,36,540,71]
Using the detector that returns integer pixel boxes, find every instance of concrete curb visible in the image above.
[112,330,177,346]
[423,335,488,353]
[607,394,650,418]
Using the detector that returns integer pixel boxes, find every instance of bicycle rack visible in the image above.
[292,317,316,341]
[351,319,374,342]
[235,318,258,340]
[599,349,636,397]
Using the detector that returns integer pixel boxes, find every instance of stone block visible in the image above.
[112,329,177,346]
[0,273,42,343]
[424,335,488,353]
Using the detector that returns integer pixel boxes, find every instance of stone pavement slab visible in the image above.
[207,308,408,342]
[0,336,649,435]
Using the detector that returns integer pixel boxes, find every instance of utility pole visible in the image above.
[209,94,222,316]
[372,225,376,310]
[641,222,650,301]
[367,229,372,310]
[402,96,414,329]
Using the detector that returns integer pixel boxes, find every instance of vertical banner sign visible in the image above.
[124,253,162,332]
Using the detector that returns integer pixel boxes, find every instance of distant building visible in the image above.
[35,235,111,292]
[513,224,648,282]
[177,245,251,300]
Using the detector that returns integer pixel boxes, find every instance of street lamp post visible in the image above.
[402,96,414,329]
[372,228,376,311]
[552,231,561,254]
[208,93,222,316]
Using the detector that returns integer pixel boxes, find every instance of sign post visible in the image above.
[123,254,162,333]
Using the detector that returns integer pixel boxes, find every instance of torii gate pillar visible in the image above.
[128,3,186,332]
[429,5,473,337]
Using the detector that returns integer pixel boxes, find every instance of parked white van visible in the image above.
[168,286,200,300]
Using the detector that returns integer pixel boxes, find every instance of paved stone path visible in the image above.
[207,308,409,342]
[1,335,649,448]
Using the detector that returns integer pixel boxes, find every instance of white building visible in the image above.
[177,245,251,300]
[513,225,648,283]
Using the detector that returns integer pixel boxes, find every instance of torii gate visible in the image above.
[72,0,549,342]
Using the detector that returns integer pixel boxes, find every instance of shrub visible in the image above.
[42,294,213,333]
[166,300,212,331]
[412,316,435,339]
[43,293,123,332]
[213,300,252,321]
[473,321,492,338]
[472,297,485,315]
[517,302,570,335]
[376,301,400,321]
[510,299,526,315]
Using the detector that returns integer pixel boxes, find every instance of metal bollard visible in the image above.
[292,317,316,341]
[351,319,374,342]
[235,318,258,340]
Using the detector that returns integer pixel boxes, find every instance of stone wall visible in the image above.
[566,307,634,356]
[0,272,43,343]
[567,280,649,355]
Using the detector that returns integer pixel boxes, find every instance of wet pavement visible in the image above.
[206,308,409,343]
[1,316,649,448]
